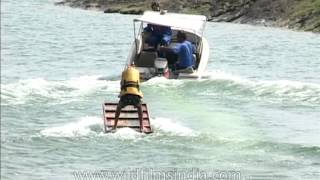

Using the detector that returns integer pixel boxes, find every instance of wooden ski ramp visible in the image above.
[103,102,152,133]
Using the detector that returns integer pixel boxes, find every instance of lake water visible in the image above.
[1,0,320,179]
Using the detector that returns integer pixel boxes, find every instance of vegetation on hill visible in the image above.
[56,0,320,33]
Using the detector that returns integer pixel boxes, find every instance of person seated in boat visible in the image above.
[143,24,172,50]
[160,31,196,71]
[113,65,144,132]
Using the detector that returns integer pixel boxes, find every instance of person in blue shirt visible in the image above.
[161,31,196,70]
[144,24,172,49]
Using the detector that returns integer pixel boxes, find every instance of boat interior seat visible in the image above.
[141,32,156,50]
[135,51,158,67]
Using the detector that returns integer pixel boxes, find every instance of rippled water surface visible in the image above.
[1,0,320,179]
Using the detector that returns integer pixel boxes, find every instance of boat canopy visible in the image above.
[134,11,207,37]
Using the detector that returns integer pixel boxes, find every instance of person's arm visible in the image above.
[119,71,125,97]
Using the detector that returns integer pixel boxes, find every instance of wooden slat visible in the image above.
[104,103,148,106]
[104,104,148,111]
[105,109,148,113]
[106,117,149,120]
[106,127,152,133]
[106,120,151,127]
[105,112,149,118]
[103,102,152,134]
[104,106,148,112]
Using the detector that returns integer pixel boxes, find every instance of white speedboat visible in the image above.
[126,10,209,80]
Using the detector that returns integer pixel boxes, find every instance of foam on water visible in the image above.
[143,76,184,88]
[65,75,110,92]
[40,116,102,137]
[104,117,198,139]
[1,75,120,105]
[39,116,197,139]
[151,117,198,137]
[104,128,144,140]
[40,116,143,140]
[201,70,320,104]
[140,70,320,104]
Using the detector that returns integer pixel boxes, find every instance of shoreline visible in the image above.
[55,0,320,33]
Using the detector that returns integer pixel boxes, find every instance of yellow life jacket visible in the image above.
[120,66,143,98]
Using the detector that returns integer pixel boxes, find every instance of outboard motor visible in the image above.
[154,58,170,78]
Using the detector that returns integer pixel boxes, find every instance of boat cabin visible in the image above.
[127,11,209,79]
